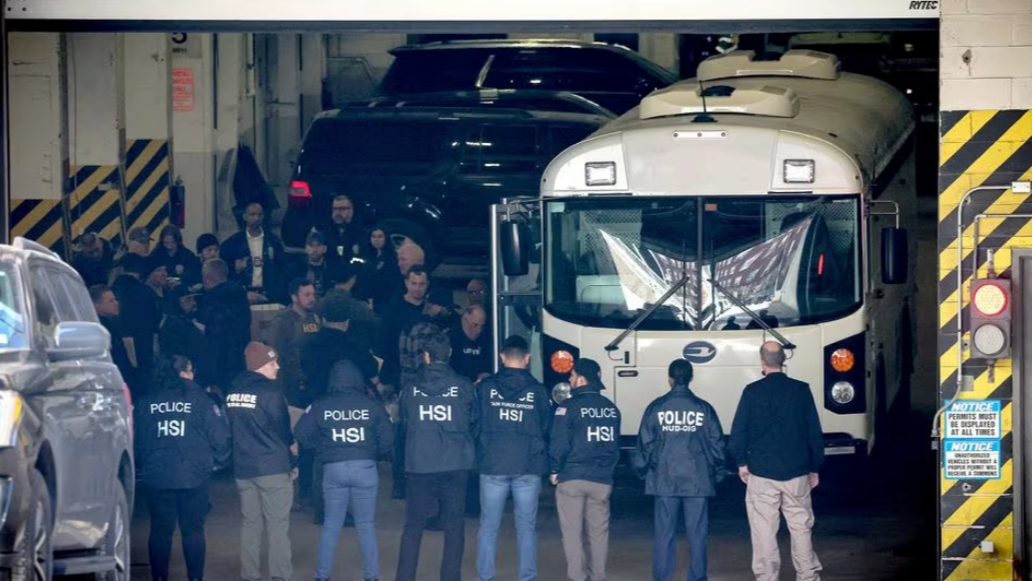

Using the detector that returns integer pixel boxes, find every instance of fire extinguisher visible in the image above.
[170,177,186,228]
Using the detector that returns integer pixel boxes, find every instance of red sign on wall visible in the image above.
[172,68,195,112]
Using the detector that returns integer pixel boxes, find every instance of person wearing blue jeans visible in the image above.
[633,359,725,581]
[294,358,394,581]
[474,336,552,581]
[318,460,379,580]
[478,475,542,581]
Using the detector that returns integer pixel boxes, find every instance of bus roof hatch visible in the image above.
[697,50,841,82]
[639,84,800,120]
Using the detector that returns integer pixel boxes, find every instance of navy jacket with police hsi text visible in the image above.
[398,362,477,474]
[294,361,394,465]
[549,383,621,486]
[133,380,231,489]
[632,384,726,497]
[475,367,552,476]
[225,370,295,480]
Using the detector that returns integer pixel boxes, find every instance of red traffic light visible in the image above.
[971,281,1009,317]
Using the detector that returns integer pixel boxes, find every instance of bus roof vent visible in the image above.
[639,83,800,120]
[697,49,841,82]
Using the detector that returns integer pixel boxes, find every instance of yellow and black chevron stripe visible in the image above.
[938,108,1031,581]
[10,197,65,254]
[123,139,170,238]
[67,165,123,248]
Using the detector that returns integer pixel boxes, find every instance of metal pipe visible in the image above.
[931,186,1028,440]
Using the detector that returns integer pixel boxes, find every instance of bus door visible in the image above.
[1016,249,1032,581]
[491,200,544,382]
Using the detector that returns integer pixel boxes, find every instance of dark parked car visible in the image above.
[351,88,618,118]
[380,39,678,115]
[0,237,134,581]
[282,106,609,263]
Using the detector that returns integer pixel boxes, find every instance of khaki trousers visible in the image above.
[745,474,822,581]
[556,479,612,581]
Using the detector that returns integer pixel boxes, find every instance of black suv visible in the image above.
[0,238,134,581]
[281,106,609,262]
[381,39,678,115]
[352,88,618,118]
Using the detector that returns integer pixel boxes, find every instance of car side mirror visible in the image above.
[881,227,908,285]
[500,221,531,277]
[48,322,110,362]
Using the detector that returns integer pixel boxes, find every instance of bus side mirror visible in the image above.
[500,221,531,277]
[881,227,908,285]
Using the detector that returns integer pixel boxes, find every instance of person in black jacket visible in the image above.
[395,326,477,581]
[730,342,824,581]
[317,194,366,266]
[158,284,208,384]
[224,343,297,581]
[633,359,726,581]
[197,259,252,392]
[474,335,551,581]
[295,360,393,581]
[111,253,163,396]
[134,355,231,581]
[90,284,137,393]
[220,202,288,304]
[157,224,202,288]
[549,357,621,581]
[72,232,114,288]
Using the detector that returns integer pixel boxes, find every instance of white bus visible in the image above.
[491,49,917,462]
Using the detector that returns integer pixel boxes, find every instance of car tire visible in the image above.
[97,482,130,581]
[379,218,440,271]
[13,468,53,581]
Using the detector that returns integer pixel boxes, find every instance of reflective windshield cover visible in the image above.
[544,196,862,330]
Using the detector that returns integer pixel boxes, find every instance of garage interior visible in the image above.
[2,2,1030,580]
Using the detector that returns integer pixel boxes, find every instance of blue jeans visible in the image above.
[653,496,709,581]
[316,460,379,580]
[477,474,541,581]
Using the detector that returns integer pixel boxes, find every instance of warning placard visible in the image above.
[172,68,195,112]
[944,440,1001,480]
[944,400,1001,439]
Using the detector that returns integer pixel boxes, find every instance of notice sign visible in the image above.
[944,440,1001,480]
[944,400,1001,439]
[172,68,195,112]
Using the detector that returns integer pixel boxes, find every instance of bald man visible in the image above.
[397,240,425,278]
[449,305,492,384]
[730,341,824,581]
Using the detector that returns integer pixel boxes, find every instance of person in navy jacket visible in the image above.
[633,358,726,581]
[134,355,230,581]
[549,358,621,581]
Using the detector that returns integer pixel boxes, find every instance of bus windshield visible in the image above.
[544,195,862,330]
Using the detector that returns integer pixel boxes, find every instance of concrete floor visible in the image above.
[126,198,942,581]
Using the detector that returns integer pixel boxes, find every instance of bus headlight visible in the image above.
[585,162,616,186]
[830,381,855,404]
[783,159,815,184]
[552,382,572,404]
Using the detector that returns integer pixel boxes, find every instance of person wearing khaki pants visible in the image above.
[224,343,298,581]
[549,358,622,581]
[730,342,824,581]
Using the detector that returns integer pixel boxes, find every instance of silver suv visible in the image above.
[0,237,133,581]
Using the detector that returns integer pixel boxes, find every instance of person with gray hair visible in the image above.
[730,341,824,581]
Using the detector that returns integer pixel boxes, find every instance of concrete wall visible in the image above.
[940,0,1031,110]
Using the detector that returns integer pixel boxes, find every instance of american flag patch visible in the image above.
[555,407,566,416]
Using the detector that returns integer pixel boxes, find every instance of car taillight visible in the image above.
[289,180,312,208]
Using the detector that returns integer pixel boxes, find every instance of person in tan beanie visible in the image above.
[224,341,296,581]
